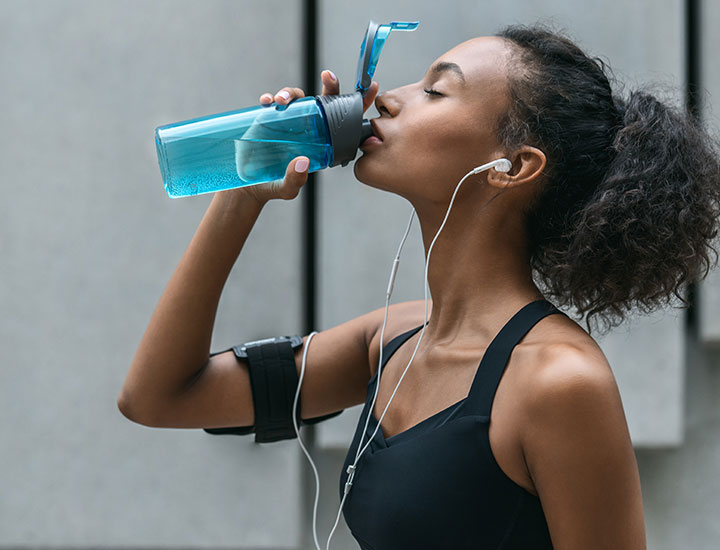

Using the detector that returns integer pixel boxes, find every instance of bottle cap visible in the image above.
[317,20,419,167]
[355,20,420,97]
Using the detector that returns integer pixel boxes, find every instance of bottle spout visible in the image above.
[360,119,373,143]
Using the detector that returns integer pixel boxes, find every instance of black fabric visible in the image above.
[339,299,564,549]
[246,340,301,443]
[203,339,343,441]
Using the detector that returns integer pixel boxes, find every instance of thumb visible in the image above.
[280,156,310,200]
[362,81,379,113]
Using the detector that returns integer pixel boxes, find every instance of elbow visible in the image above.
[117,392,138,422]
[117,392,155,427]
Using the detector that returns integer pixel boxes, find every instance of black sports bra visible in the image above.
[339,299,564,549]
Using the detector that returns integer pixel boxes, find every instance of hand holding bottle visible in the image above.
[155,21,416,199]
[239,70,379,204]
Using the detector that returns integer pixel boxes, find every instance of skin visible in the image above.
[268,37,646,548]
[133,38,646,549]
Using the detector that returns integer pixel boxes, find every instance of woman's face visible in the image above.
[354,36,513,203]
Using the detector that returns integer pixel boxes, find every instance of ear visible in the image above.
[486,146,546,190]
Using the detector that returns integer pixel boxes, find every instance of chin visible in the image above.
[353,155,387,191]
[353,158,418,200]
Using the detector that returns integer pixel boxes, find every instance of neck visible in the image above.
[409,187,544,350]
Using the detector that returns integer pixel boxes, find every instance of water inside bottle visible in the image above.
[158,136,332,198]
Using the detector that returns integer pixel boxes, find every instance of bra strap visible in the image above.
[466,300,564,417]
[375,324,426,381]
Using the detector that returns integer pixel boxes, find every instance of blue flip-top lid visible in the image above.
[355,20,420,96]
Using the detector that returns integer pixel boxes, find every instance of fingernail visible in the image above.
[279,90,291,101]
[327,70,337,82]
[295,158,309,172]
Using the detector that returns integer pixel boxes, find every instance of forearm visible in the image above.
[119,188,266,417]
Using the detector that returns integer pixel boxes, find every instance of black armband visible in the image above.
[203,335,344,443]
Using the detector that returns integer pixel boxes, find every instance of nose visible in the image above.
[374,90,399,117]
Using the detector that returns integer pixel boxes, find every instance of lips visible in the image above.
[369,119,384,142]
[360,136,383,148]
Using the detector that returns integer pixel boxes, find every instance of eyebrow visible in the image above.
[430,61,466,84]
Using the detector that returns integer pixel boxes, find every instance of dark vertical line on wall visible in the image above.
[685,0,701,332]
[300,1,319,548]
[302,0,318,337]
[686,0,701,121]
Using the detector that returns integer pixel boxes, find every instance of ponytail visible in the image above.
[496,23,720,333]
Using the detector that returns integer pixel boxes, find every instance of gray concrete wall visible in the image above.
[0,1,305,548]
[632,1,720,548]
[1,0,718,549]
[699,0,720,346]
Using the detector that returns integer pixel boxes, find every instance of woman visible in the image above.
[119,23,720,549]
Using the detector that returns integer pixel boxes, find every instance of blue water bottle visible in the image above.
[154,20,419,198]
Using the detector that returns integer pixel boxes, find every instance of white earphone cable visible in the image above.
[292,330,321,549]
[292,158,512,550]
[350,159,511,474]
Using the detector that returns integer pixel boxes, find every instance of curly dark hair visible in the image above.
[494,23,720,333]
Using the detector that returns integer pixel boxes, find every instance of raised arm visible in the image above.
[118,181,281,424]
[118,71,380,428]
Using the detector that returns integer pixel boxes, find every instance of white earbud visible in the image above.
[471,158,512,174]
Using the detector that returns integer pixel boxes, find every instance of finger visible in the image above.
[320,69,340,96]
[362,81,379,112]
[274,87,306,104]
[280,156,309,200]
[259,93,274,105]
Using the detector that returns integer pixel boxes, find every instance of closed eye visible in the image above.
[423,88,443,97]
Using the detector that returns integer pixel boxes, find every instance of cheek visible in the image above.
[400,120,479,175]
[354,142,470,201]
[353,115,486,197]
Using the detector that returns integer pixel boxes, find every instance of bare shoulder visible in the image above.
[518,314,621,425]
[365,299,432,378]
[518,312,615,388]
[516,316,645,548]
[530,325,619,409]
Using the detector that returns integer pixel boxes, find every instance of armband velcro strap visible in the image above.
[246,339,301,443]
